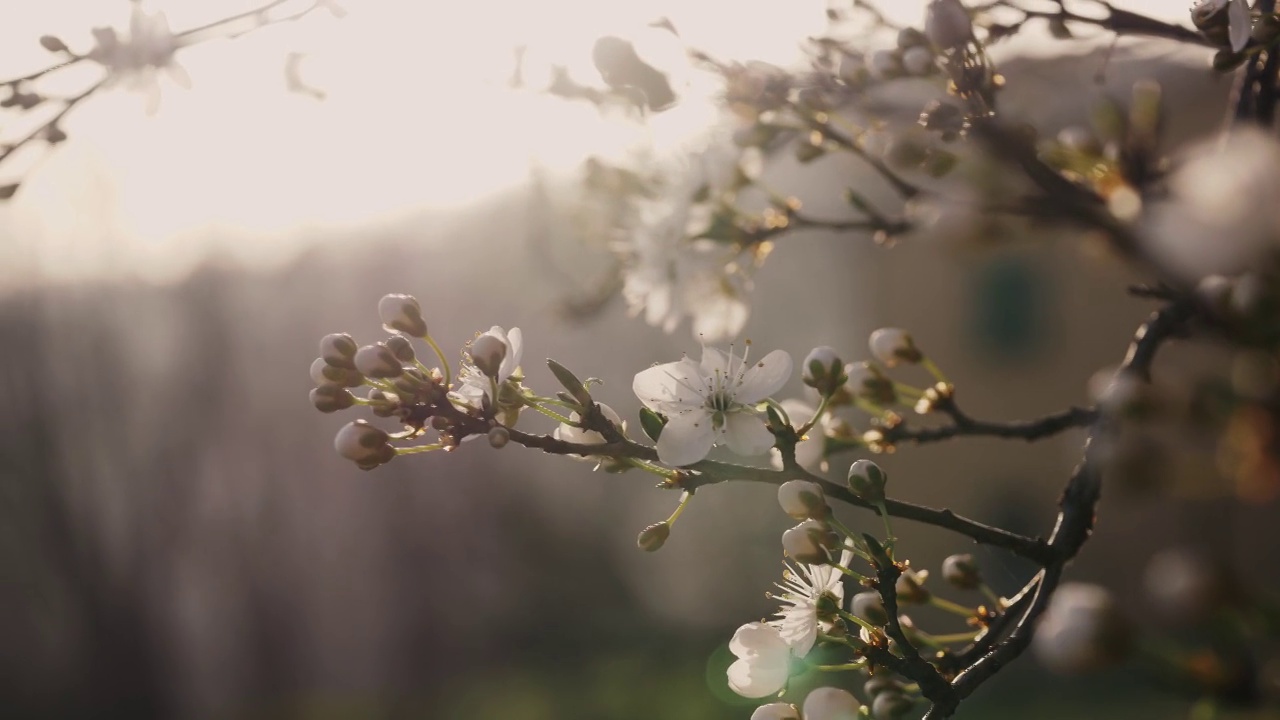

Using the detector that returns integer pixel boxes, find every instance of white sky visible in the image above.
[0,0,1192,287]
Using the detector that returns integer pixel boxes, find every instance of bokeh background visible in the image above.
[1,1,1275,718]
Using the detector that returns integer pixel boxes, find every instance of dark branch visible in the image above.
[885,404,1097,445]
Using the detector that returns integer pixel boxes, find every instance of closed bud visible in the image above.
[869,328,922,367]
[852,590,889,625]
[311,357,363,388]
[378,293,428,337]
[1143,548,1233,625]
[871,691,913,720]
[845,362,896,404]
[901,46,935,76]
[803,346,847,396]
[334,419,392,463]
[801,686,860,720]
[319,332,358,369]
[1032,583,1133,674]
[895,569,931,603]
[897,27,929,49]
[847,459,888,504]
[782,519,839,564]
[942,553,982,589]
[354,343,404,379]
[488,426,510,448]
[384,335,416,363]
[637,522,671,552]
[777,480,829,520]
[925,0,973,50]
[39,35,69,53]
[310,384,355,413]
[863,674,902,699]
[311,357,335,386]
[469,332,507,378]
[751,702,800,720]
[869,49,902,80]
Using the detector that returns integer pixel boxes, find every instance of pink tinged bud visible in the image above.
[847,459,887,504]
[925,0,973,50]
[869,328,921,367]
[378,293,428,337]
[333,419,392,463]
[354,343,404,379]
[777,479,828,521]
[852,591,889,625]
[469,333,507,378]
[750,703,799,720]
[637,522,671,552]
[782,520,839,564]
[319,332,358,369]
[1032,583,1133,675]
[801,687,861,720]
[942,553,982,589]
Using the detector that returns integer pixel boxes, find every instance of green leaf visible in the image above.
[546,358,592,407]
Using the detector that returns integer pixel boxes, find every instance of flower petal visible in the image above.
[722,412,776,457]
[656,410,715,466]
[734,349,793,404]
[729,621,790,658]
[700,346,731,376]
[727,657,790,699]
[1230,0,1251,52]
[499,327,523,379]
[633,357,704,412]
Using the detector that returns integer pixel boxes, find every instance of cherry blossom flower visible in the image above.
[769,544,854,656]
[553,404,625,445]
[633,345,792,465]
[455,326,523,408]
[88,4,190,113]
[726,622,792,698]
[770,399,827,472]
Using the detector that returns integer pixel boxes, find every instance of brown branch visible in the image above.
[885,404,1097,445]
[981,0,1211,46]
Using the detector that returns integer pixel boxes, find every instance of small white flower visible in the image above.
[88,5,190,113]
[633,344,792,466]
[751,703,799,720]
[1032,583,1132,675]
[456,326,524,408]
[726,622,792,699]
[868,328,921,367]
[770,399,826,472]
[553,403,625,446]
[801,687,861,720]
[768,545,854,656]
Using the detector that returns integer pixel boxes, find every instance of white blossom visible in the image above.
[456,326,524,408]
[751,703,799,720]
[553,404,625,446]
[633,345,791,466]
[726,622,792,698]
[801,687,861,720]
[88,5,190,113]
[770,399,826,472]
[378,294,428,337]
[769,545,853,656]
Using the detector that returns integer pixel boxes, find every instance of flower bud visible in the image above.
[838,53,867,85]
[334,419,392,463]
[777,480,829,520]
[554,403,625,447]
[781,519,839,564]
[801,686,860,720]
[469,332,507,378]
[942,553,982,590]
[868,50,901,80]
[378,293,428,337]
[637,522,671,552]
[852,591,889,625]
[895,569,931,604]
[310,384,355,413]
[354,343,404,379]
[488,426,510,449]
[1143,548,1233,625]
[311,357,363,388]
[901,46,935,76]
[871,691,913,720]
[863,674,903,699]
[847,459,888,504]
[869,328,922,367]
[384,335,416,363]
[751,703,799,720]
[897,27,929,49]
[311,357,334,386]
[925,0,973,50]
[845,362,896,404]
[1032,583,1132,675]
[319,332,358,369]
[802,346,846,397]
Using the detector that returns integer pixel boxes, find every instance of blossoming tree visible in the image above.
[7,0,1280,718]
